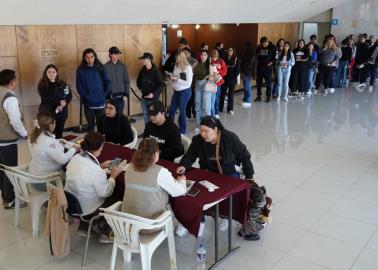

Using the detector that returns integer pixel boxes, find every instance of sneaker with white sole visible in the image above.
[218,218,229,231]
[3,200,27,209]
[276,98,280,103]
[98,232,114,244]
[214,114,220,119]
[368,85,373,93]
[175,223,188,237]
[241,102,251,108]
[228,110,234,115]
[328,88,335,94]
[283,98,289,102]
[194,127,200,134]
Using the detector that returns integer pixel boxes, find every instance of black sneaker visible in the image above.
[266,97,270,103]
[244,233,261,241]
[254,96,261,102]
[3,200,28,209]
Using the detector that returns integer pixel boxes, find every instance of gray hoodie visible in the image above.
[319,47,342,66]
[104,60,130,97]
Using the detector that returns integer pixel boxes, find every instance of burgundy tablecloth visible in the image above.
[97,143,250,237]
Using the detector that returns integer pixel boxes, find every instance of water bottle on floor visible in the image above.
[196,244,207,270]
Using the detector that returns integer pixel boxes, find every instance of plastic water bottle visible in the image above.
[196,244,207,270]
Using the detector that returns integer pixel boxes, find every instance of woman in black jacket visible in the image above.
[220,47,240,115]
[38,64,72,138]
[290,39,310,99]
[177,116,254,179]
[97,98,134,145]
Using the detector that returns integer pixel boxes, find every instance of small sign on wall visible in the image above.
[331,19,338,26]
[177,30,182,38]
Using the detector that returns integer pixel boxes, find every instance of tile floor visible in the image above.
[1,86,378,270]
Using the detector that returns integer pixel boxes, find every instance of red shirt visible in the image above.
[211,58,227,86]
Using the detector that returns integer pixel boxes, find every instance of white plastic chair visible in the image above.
[124,126,138,149]
[0,164,61,236]
[100,201,177,270]
[174,134,191,163]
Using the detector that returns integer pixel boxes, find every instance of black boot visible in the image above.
[254,96,261,102]
[266,97,270,103]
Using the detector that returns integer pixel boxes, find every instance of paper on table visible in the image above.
[199,180,219,192]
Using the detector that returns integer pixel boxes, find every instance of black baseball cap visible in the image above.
[109,46,122,55]
[139,52,153,61]
[148,101,165,116]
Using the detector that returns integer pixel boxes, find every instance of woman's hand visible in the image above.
[60,100,67,107]
[176,166,186,175]
[177,175,186,181]
[72,144,81,152]
[144,93,153,99]
[100,160,112,169]
[110,164,123,179]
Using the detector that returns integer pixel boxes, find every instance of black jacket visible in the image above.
[143,118,184,161]
[97,114,133,145]
[256,44,275,69]
[240,49,255,77]
[38,81,72,114]
[180,130,254,179]
[355,42,370,64]
[224,57,241,84]
[136,64,164,100]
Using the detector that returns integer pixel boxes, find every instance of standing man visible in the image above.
[0,69,28,209]
[104,46,130,114]
[163,38,190,73]
[137,52,164,124]
[255,37,275,103]
[76,48,111,132]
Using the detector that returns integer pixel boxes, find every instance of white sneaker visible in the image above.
[283,98,289,102]
[218,218,229,231]
[276,98,280,103]
[357,83,367,88]
[306,91,312,96]
[214,114,220,119]
[241,102,251,108]
[194,127,200,134]
[228,110,234,115]
[175,223,188,237]
[368,86,373,93]
[329,88,335,94]
[198,222,205,237]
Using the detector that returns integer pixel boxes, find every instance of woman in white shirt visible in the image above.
[28,111,79,190]
[122,138,187,233]
[65,132,123,242]
[167,51,193,134]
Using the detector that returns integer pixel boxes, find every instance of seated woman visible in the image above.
[176,116,255,231]
[98,98,133,145]
[64,132,123,242]
[28,111,79,190]
[122,138,186,230]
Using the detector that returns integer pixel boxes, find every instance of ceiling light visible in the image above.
[171,24,179,29]
[195,24,200,30]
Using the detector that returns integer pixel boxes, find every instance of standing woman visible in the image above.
[291,39,310,100]
[220,47,240,115]
[168,51,193,134]
[276,42,295,102]
[193,50,213,133]
[210,49,227,118]
[240,42,255,108]
[38,64,72,138]
[76,48,111,132]
[307,43,318,94]
[273,39,285,98]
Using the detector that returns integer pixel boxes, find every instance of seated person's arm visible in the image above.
[233,136,254,179]
[92,165,122,197]
[46,141,77,165]
[157,167,186,197]
[120,117,134,145]
[178,141,198,171]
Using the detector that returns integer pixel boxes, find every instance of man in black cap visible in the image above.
[143,101,184,161]
[104,46,130,114]
[137,52,164,124]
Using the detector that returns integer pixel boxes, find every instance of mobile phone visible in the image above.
[109,158,122,170]
[187,188,200,197]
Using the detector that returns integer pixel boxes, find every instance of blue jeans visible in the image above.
[336,61,349,87]
[168,88,192,134]
[308,68,315,91]
[211,85,222,116]
[242,75,252,103]
[277,67,292,99]
[195,80,212,128]
[141,99,153,124]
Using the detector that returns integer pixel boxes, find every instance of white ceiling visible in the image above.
[0,0,350,25]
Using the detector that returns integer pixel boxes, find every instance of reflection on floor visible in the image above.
[1,86,378,270]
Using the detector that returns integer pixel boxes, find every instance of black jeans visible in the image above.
[54,109,68,139]
[353,64,369,84]
[186,86,196,119]
[368,63,378,86]
[84,106,104,132]
[0,144,18,203]
[220,81,236,112]
[256,67,272,97]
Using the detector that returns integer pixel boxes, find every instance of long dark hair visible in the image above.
[227,47,237,63]
[276,38,285,48]
[200,50,211,76]
[38,64,66,90]
[101,98,123,140]
[80,48,102,68]
[279,42,292,61]
[296,39,306,50]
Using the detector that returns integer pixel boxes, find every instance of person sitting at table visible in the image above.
[97,98,133,145]
[143,101,184,161]
[65,131,123,243]
[122,138,188,235]
[28,111,80,191]
[176,115,255,231]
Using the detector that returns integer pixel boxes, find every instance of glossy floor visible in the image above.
[1,86,378,270]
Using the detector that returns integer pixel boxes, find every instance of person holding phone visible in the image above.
[65,132,123,243]
[122,139,187,234]
[167,51,193,134]
[38,64,72,138]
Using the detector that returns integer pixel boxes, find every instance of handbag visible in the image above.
[204,80,217,93]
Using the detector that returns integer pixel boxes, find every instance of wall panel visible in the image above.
[0,26,17,56]
[257,23,300,45]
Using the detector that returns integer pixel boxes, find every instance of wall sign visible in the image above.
[331,19,338,26]
[40,29,57,57]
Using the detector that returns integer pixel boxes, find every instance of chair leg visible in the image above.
[140,247,152,270]
[30,201,40,237]
[14,196,20,227]
[123,250,132,262]
[166,219,177,270]
[110,241,118,270]
[81,219,94,267]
